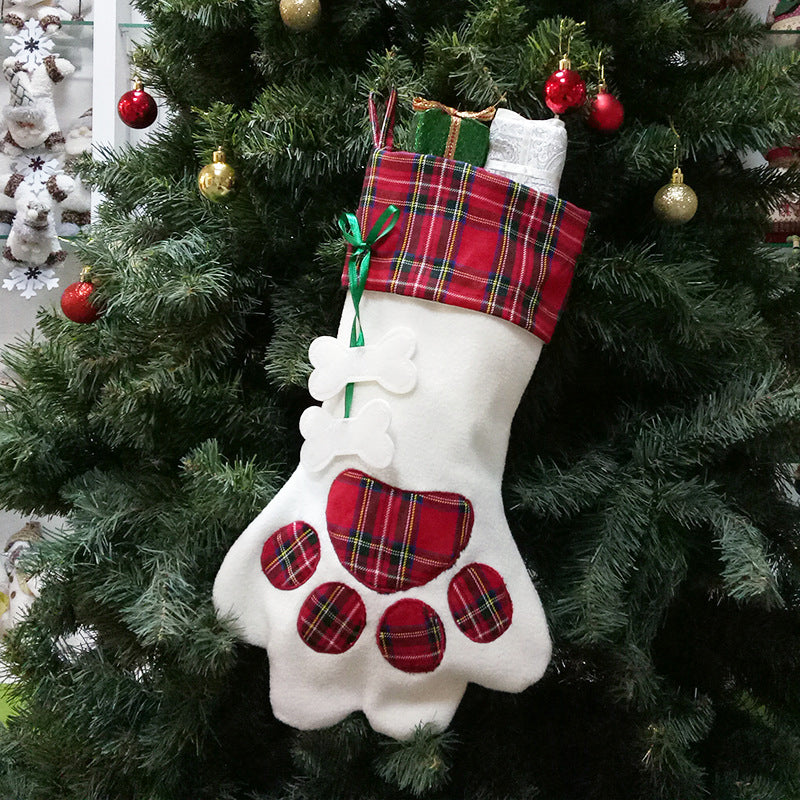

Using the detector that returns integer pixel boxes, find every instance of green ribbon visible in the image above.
[338,204,399,418]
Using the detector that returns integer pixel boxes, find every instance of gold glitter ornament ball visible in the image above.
[198,148,237,203]
[279,0,321,31]
[653,167,698,225]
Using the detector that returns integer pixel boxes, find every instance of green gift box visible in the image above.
[411,98,496,168]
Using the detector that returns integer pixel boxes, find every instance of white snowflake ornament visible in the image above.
[7,19,54,68]
[16,152,60,190]
[3,263,58,298]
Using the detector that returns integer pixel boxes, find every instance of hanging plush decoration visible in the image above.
[1,53,74,153]
[0,153,59,230]
[1,170,73,266]
[213,90,590,740]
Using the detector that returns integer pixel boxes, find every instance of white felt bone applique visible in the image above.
[308,327,417,401]
[299,398,394,472]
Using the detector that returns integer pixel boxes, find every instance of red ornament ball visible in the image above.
[544,61,587,115]
[61,280,101,323]
[117,82,158,129]
[587,89,625,133]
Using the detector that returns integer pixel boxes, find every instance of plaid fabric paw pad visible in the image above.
[267,470,515,674]
[326,468,474,593]
[377,598,446,673]
[448,563,513,643]
[297,582,367,654]
[261,521,321,590]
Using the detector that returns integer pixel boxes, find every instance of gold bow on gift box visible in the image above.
[411,97,498,160]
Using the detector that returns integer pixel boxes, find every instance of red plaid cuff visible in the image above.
[343,148,591,343]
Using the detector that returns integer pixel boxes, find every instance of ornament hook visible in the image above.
[669,118,681,170]
[597,49,606,90]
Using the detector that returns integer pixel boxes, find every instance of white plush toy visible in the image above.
[58,172,89,233]
[54,0,90,19]
[2,1,62,35]
[64,112,91,157]
[0,522,41,639]
[2,55,75,154]
[3,171,73,266]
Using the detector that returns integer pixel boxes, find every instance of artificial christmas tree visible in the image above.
[2,1,800,799]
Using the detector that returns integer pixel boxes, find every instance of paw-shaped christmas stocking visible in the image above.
[214,93,590,740]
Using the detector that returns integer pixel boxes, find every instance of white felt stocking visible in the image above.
[214,95,590,740]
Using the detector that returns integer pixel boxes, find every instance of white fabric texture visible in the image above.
[1,56,74,153]
[484,109,567,196]
[214,291,552,740]
[213,105,572,740]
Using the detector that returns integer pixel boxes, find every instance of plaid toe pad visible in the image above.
[327,469,474,594]
[377,598,445,673]
[297,582,366,654]
[448,563,512,643]
[261,521,320,590]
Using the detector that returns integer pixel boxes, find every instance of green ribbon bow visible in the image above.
[338,204,399,418]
